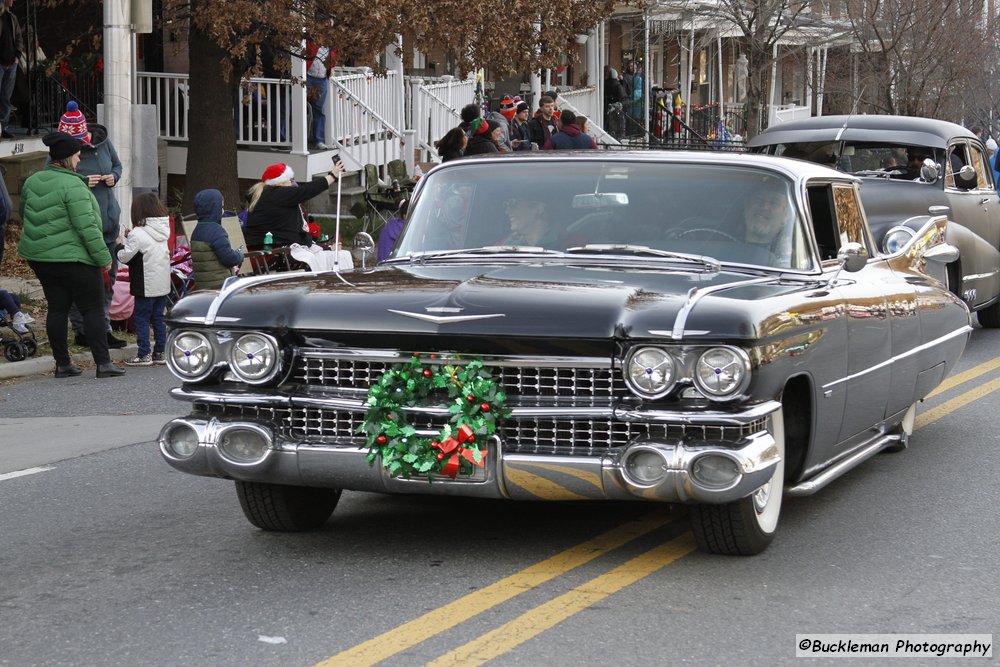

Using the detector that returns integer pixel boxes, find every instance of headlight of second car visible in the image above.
[693,346,751,401]
[167,331,215,381]
[228,332,280,383]
[882,226,915,255]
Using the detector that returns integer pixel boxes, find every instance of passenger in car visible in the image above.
[741,185,793,266]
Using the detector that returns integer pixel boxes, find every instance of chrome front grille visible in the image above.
[291,351,625,400]
[194,402,767,458]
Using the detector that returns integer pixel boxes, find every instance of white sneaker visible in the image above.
[125,354,153,367]
[315,142,330,150]
[13,311,34,325]
[12,322,28,334]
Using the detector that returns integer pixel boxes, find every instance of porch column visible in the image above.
[685,24,694,126]
[643,12,651,135]
[104,0,133,227]
[817,47,828,116]
[586,26,598,89]
[290,47,308,156]
[717,35,724,106]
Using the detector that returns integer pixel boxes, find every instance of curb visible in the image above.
[0,344,139,381]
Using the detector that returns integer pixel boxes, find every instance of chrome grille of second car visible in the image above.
[291,350,625,399]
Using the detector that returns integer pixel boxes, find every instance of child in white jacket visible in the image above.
[117,193,171,366]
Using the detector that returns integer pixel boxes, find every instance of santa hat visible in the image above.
[261,163,294,185]
[58,101,89,141]
[499,95,517,120]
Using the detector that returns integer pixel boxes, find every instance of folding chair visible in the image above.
[386,159,417,191]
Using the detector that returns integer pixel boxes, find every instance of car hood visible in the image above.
[170,262,810,340]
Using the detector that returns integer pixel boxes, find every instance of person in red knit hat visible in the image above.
[243,160,345,250]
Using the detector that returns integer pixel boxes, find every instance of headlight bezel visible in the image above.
[227,332,282,384]
[882,225,916,255]
[624,346,677,399]
[166,330,217,382]
[692,345,752,401]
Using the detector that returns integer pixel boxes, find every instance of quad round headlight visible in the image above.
[693,346,751,400]
[624,346,677,399]
[882,226,916,254]
[217,426,271,464]
[160,422,200,459]
[167,331,215,381]
[228,332,280,383]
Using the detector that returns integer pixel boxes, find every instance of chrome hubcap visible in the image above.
[753,480,771,513]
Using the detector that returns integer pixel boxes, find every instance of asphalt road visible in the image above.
[1,329,998,666]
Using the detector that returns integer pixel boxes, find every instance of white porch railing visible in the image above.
[556,86,620,147]
[327,74,402,173]
[406,76,476,163]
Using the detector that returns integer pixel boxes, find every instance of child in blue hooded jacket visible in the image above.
[190,189,243,290]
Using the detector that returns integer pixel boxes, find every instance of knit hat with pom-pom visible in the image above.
[58,101,89,141]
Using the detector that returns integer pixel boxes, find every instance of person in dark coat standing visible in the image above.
[0,0,22,139]
[464,118,501,156]
[528,96,559,148]
[543,110,597,150]
[58,101,128,349]
[244,161,345,250]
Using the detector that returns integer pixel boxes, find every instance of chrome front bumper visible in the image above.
[159,400,782,504]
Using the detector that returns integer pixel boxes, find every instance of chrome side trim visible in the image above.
[206,272,320,326]
[614,400,782,425]
[821,325,971,390]
[963,270,999,282]
[786,433,902,497]
[671,277,780,340]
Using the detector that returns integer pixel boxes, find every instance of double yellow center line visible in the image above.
[318,353,1000,667]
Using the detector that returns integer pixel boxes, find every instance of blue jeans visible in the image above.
[133,295,167,357]
[306,75,328,144]
[0,62,17,125]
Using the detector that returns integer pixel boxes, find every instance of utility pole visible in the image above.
[104,0,133,230]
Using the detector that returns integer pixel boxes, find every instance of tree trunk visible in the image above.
[183,16,241,214]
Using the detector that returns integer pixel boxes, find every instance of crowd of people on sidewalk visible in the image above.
[434,91,597,162]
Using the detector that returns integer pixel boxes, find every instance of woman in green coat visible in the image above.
[17,132,125,378]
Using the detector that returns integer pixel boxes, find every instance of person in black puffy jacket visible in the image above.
[243,161,344,250]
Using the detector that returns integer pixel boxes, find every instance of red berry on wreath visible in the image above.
[468,435,475,442]
[430,353,438,359]
[467,395,476,402]
[436,452,445,461]
[480,403,491,412]
[423,369,432,378]
[376,435,387,445]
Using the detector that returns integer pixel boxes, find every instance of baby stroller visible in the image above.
[0,308,38,362]
[167,245,195,309]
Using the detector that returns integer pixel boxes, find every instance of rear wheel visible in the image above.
[235,481,341,531]
[689,408,785,556]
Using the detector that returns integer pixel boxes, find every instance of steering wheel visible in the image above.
[669,226,740,243]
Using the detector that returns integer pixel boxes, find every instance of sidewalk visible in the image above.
[0,344,140,380]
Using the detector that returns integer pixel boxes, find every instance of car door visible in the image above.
[945,140,1000,305]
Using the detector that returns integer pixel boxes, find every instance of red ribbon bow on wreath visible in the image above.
[431,424,483,478]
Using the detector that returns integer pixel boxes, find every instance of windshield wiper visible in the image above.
[393,246,567,264]
[565,244,721,272]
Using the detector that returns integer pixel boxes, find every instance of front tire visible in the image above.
[977,299,1000,328]
[689,408,785,556]
[235,481,341,531]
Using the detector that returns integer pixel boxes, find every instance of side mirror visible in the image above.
[354,231,376,269]
[837,242,869,273]
[919,159,940,183]
[954,164,977,189]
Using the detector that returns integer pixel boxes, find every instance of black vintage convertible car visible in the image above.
[159,152,970,555]
[749,115,1000,326]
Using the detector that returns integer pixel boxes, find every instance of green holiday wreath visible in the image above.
[357,355,510,480]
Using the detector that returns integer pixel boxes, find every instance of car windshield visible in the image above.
[392,161,814,271]
[773,140,943,179]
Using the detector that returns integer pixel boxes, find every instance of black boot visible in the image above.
[96,362,126,378]
[55,363,83,378]
[107,332,127,349]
